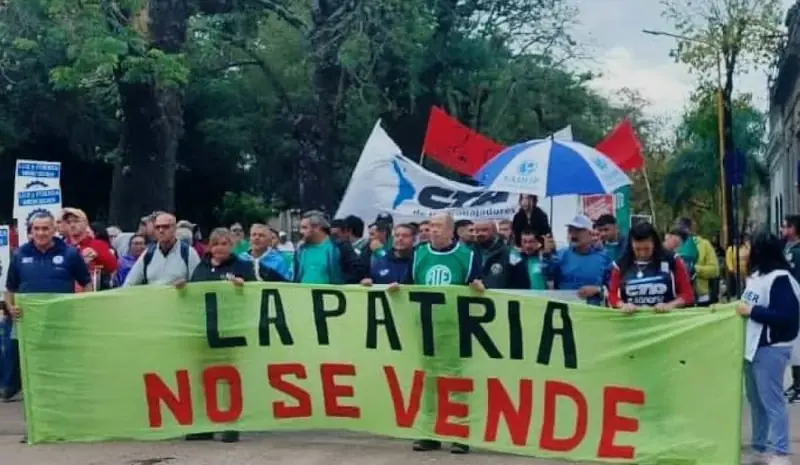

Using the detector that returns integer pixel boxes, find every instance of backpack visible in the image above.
[142,241,190,284]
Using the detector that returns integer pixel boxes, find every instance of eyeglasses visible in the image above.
[231,228,243,233]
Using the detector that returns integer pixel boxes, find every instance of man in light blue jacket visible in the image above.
[543,215,611,305]
[240,224,291,281]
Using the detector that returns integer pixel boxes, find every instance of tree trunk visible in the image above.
[108,0,188,229]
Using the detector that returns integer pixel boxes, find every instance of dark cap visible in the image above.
[375,212,393,224]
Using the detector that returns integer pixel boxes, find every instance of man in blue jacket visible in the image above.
[3,211,91,442]
[360,224,415,286]
[543,215,611,305]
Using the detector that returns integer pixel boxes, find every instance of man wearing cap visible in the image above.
[542,214,611,305]
[62,207,118,288]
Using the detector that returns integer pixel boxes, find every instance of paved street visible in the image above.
[0,400,798,465]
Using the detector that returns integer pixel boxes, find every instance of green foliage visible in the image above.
[660,0,784,79]
[214,191,277,227]
[0,0,669,226]
[663,87,768,236]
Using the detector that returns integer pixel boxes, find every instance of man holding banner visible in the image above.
[2,211,91,440]
[391,212,483,454]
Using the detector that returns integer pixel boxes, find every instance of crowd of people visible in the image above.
[0,196,798,464]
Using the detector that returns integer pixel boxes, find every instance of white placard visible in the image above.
[336,121,578,246]
[13,159,62,228]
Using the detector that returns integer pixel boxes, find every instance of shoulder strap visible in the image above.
[180,242,190,278]
[142,244,157,284]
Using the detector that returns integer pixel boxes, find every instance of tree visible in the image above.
[0,0,656,229]
[663,87,768,237]
[660,0,784,242]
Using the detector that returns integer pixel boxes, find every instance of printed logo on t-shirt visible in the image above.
[52,255,64,265]
[379,269,390,276]
[490,263,503,275]
[425,265,453,285]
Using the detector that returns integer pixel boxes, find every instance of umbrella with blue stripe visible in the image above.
[473,138,632,196]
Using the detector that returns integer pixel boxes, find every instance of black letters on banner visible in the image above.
[312,289,346,345]
[536,300,578,369]
[205,292,248,348]
[457,296,502,359]
[258,289,294,346]
[409,291,445,356]
[508,300,523,360]
[366,291,402,351]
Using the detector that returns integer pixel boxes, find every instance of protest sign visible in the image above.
[19,283,742,464]
[13,160,62,233]
[336,122,578,245]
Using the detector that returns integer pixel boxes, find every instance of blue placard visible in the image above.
[0,229,8,247]
[17,189,61,206]
[16,162,60,178]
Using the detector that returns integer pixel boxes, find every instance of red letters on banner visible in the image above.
[144,370,193,427]
[144,363,645,460]
[597,386,646,459]
[267,363,312,418]
[434,376,474,438]
[202,365,243,423]
[383,366,424,427]
[484,378,533,446]
[539,380,588,452]
[320,363,361,418]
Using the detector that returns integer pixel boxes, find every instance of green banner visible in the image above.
[615,185,631,236]
[19,284,742,463]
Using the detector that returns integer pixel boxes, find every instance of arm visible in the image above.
[467,250,483,283]
[607,266,622,308]
[508,255,530,290]
[670,258,694,308]
[70,249,93,289]
[401,250,415,284]
[186,246,201,279]
[122,254,146,286]
[5,258,20,312]
[92,240,118,273]
[542,250,562,287]
[749,275,800,327]
[338,241,367,284]
[725,247,734,273]
[694,239,719,279]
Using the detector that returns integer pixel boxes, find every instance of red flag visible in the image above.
[422,106,505,176]
[595,118,644,172]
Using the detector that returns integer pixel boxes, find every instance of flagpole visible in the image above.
[641,162,657,227]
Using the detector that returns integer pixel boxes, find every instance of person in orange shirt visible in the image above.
[61,208,118,290]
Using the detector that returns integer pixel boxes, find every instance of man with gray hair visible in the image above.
[293,210,365,284]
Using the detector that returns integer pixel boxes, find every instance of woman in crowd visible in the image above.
[186,227,256,444]
[114,234,147,287]
[607,222,694,312]
[738,232,800,465]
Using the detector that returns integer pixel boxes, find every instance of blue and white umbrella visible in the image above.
[473,139,632,196]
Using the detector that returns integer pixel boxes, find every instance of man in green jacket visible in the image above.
[473,220,529,289]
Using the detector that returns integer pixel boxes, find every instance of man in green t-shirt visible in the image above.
[389,212,483,454]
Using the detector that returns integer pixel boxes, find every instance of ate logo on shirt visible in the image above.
[425,265,453,285]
